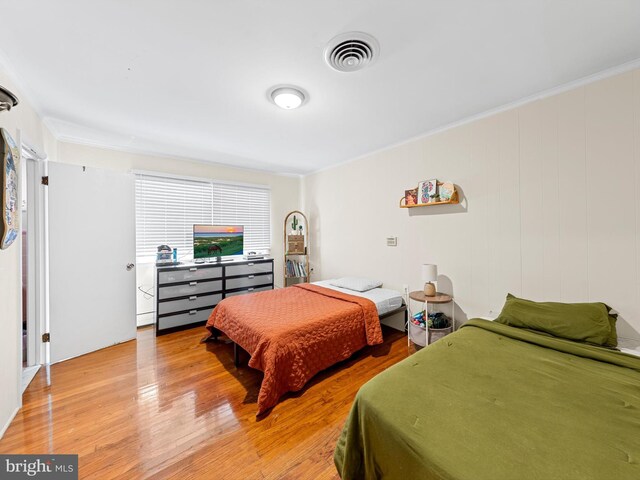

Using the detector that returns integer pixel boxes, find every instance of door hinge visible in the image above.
[41,176,49,186]
[42,333,50,343]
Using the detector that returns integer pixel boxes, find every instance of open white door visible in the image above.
[48,163,136,363]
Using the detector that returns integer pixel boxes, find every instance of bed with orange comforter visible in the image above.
[206,283,384,414]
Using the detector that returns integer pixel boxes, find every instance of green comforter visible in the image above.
[334,319,640,480]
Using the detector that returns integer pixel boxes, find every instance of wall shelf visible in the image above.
[399,188,459,208]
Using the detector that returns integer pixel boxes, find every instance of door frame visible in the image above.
[16,130,48,398]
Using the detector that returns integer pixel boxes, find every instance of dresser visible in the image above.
[155,258,274,335]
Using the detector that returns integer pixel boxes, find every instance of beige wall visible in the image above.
[3,60,639,440]
[303,68,640,342]
[56,142,300,288]
[0,69,57,436]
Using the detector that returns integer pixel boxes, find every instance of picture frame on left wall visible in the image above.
[1,127,20,250]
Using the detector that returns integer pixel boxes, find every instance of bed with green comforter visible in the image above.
[334,319,640,480]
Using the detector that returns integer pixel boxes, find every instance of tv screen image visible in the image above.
[193,225,244,258]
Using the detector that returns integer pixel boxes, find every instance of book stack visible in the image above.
[286,259,307,278]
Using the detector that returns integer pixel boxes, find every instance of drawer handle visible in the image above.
[248,263,254,266]
[189,282,197,286]
[248,275,254,279]
[189,296,197,301]
[189,310,197,315]
[189,267,197,272]
[248,288,254,291]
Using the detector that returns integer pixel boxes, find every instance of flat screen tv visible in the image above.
[193,225,244,259]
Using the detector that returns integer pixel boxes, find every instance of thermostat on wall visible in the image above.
[386,237,398,247]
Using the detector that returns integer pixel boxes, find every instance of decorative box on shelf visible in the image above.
[287,235,305,254]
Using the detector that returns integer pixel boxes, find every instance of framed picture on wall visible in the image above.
[404,188,418,206]
[1,127,20,250]
[439,181,454,201]
[418,179,438,204]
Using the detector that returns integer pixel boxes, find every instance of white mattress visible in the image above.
[313,280,404,316]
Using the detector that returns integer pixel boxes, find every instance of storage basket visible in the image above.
[409,322,453,347]
[409,322,427,347]
[428,326,453,344]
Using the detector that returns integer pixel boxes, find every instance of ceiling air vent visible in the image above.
[324,32,379,72]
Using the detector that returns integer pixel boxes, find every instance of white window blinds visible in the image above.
[135,174,271,260]
[212,183,271,253]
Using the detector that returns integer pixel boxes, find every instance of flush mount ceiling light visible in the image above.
[269,86,307,110]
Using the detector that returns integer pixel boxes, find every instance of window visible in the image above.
[135,173,271,262]
[212,183,271,253]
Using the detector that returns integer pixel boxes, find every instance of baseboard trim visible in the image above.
[0,405,20,440]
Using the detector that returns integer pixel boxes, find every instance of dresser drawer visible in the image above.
[225,286,272,297]
[158,266,223,285]
[158,293,222,315]
[226,274,273,290]
[158,280,223,300]
[226,262,273,277]
[158,308,211,330]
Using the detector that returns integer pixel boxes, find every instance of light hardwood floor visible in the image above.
[0,325,409,479]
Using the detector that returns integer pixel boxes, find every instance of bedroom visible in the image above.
[0,1,639,479]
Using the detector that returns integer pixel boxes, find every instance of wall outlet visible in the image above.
[386,236,397,246]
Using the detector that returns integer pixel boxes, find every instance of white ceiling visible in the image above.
[1,1,639,175]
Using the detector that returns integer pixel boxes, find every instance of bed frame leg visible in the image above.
[234,342,240,367]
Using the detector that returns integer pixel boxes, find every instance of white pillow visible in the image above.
[330,277,382,292]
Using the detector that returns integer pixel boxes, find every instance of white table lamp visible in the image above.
[422,264,438,297]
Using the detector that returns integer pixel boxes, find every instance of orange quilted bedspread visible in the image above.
[206,283,383,414]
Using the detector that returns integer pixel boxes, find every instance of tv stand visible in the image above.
[210,257,234,263]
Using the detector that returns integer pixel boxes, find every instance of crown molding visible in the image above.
[55,134,304,178]
[4,42,638,180]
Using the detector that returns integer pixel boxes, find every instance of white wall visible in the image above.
[0,69,57,437]
[303,68,640,341]
[0,72,300,437]
[2,57,639,442]
[56,143,300,286]
[55,143,300,324]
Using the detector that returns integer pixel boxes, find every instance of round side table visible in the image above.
[408,291,454,347]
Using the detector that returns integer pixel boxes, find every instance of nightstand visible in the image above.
[408,291,454,347]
